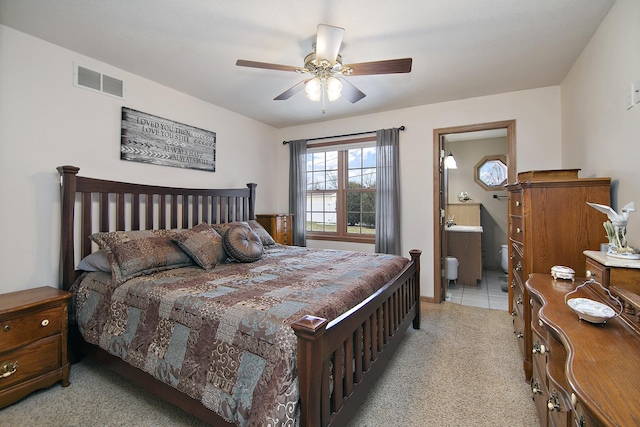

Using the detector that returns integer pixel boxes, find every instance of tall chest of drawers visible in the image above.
[505,170,610,380]
[0,286,72,408]
[256,214,293,245]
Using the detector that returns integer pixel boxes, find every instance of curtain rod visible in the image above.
[282,125,405,145]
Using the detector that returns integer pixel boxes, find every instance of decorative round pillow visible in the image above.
[222,224,264,262]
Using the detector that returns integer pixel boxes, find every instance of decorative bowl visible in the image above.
[566,297,616,324]
[551,265,575,281]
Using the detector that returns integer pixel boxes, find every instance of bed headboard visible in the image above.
[57,165,257,291]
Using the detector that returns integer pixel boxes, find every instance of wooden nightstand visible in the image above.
[0,286,72,408]
[256,214,293,245]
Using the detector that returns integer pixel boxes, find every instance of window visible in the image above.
[474,154,507,190]
[306,142,376,243]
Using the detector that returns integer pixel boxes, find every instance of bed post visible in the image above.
[246,183,257,220]
[57,166,79,291]
[410,249,422,329]
[291,315,329,427]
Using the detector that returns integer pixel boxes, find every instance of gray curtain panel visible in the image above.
[289,139,307,246]
[375,128,401,255]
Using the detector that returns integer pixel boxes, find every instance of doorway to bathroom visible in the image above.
[432,120,516,305]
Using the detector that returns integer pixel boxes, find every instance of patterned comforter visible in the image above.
[73,245,408,426]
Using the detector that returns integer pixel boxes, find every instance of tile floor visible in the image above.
[446,269,509,311]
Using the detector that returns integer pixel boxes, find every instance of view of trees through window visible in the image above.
[306,146,376,239]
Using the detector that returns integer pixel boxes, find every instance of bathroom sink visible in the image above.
[446,225,483,233]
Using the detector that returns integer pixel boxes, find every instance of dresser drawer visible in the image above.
[510,216,524,244]
[510,191,523,216]
[512,308,525,355]
[0,335,60,390]
[1,307,62,352]
[547,388,571,427]
[585,258,608,285]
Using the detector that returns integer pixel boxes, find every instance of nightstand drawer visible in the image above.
[0,335,60,389]
[2,307,62,352]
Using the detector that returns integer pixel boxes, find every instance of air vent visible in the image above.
[74,63,125,98]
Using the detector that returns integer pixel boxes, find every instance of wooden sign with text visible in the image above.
[121,107,216,172]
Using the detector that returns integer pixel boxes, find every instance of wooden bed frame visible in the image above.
[58,165,421,427]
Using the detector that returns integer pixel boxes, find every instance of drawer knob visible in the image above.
[515,201,521,207]
[532,342,548,355]
[548,392,561,412]
[586,270,594,278]
[516,227,521,234]
[41,319,50,327]
[538,319,543,327]
[0,361,19,378]
[571,393,578,407]
[531,379,542,395]
[2,325,9,332]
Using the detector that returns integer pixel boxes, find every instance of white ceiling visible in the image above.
[0,0,615,129]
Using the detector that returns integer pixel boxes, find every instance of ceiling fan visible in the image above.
[236,24,412,112]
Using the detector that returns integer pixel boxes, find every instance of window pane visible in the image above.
[347,192,361,213]
[310,212,324,231]
[362,147,376,168]
[362,168,376,188]
[326,151,338,171]
[306,171,314,190]
[310,172,323,190]
[348,149,361,169]
[326,170,338,190]
[348,169,361,188]
[312,152,325,171]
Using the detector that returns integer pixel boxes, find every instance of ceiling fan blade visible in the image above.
[236,59,299,73]
[338,77,366,103]
[316,24,344,66]
[274,80,309,100]
[345,58,413,76]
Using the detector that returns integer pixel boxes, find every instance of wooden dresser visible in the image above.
[527,273,640,426]
[256,214,293,245]
[0,286,71,408]
[505,169,610,380]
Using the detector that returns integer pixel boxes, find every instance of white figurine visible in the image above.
[587,202,636,252]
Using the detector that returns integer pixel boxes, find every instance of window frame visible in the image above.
[306,137,376,244]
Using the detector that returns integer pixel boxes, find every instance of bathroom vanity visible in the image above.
[446,225,483,286]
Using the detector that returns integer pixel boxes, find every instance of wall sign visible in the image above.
[121,107,216,172]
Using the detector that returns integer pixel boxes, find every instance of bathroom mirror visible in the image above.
[474,154,507,190]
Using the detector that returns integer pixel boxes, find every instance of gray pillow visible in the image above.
[76,250,111,272]
[222,225,263,263]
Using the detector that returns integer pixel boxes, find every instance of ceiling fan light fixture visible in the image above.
[305,77,322,102]
[326,76,342,101]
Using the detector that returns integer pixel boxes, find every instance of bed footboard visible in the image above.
[293,249,421,427]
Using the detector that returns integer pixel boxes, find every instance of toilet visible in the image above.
[500,244,509,273]
[445,256,459,286]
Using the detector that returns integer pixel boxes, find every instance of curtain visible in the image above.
[289,139,307,246]
[375,128,401,255]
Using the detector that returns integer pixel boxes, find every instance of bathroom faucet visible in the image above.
[446,215,456,227]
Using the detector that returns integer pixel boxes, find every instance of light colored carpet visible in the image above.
[0,303,538,426]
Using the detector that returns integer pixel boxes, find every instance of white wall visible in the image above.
[562,0,640,248]
[0,26,279,293]
[277,86,562,299]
